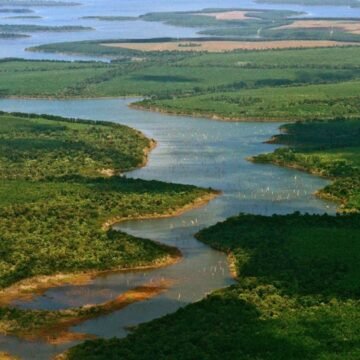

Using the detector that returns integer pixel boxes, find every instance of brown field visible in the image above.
[277,20,360,34]
[195,10,258,21]
[102,40,358,53]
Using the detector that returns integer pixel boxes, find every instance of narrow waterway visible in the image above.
[0,98,336,359]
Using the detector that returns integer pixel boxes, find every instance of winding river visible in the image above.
[0,98,336,359]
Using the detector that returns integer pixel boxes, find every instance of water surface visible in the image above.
[1,0,360,61]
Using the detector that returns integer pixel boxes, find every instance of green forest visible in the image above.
[0,112,212,289]
[67,212,360,360]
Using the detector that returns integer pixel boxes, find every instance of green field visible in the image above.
[0,112,212,289]
[67,212,360,360]
[253,119,360,210]
[138,80,360,121]
[3,47,360,122]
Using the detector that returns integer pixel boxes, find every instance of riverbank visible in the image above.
[129,103,289,122]
[251,119,360,211]
[102,190,221,230]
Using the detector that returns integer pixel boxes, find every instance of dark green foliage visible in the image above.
[0,112,151,178]
[0,113,210,287]
[67,213,360,360]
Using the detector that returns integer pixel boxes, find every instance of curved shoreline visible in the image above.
[0,115,218,307]
[102,190,221,230]
[129,103,294,123]
[248,156,344,210]
[0,190,220,307]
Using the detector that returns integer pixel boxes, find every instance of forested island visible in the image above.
[0,24,93,33]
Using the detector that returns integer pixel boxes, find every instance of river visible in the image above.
[0,98,336,359]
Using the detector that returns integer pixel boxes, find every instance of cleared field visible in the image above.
[195,10,258,20]
[102,40,358,52]
[278,20,360,35]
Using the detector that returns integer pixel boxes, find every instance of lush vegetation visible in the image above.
[4,47,360,122]
[67,212,360,360]
[137,79,360,121]
[0,111,151,178]
[253,119,360,210]
[0,112,212,288]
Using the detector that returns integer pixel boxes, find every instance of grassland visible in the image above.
[3,46,360,115]
[66,212,360,360]
[252,119,360,211]
[136,79,360,121]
